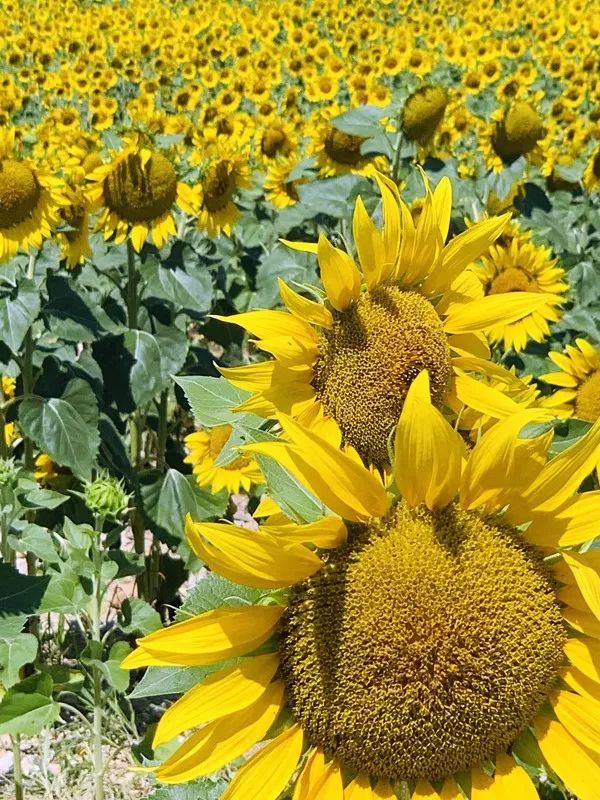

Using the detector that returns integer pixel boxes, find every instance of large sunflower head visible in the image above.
[401,85,448,145]
[123,375,600,800]
[184,425,263,495]
[492,101,545,162]
[0,130,66,261]
[195,150,250,237]
[263,156,307,208]
[214,171,554,469]
[86,139,197,251]
[475,227,568,352]
[541,338,600,423]
[308,105,387,177]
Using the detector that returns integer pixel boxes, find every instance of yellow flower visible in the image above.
[34,453,58,485]
[263,157,306,208]
[193,151,250,237]
[492,101,545,162]
[0,130,67,262]
[401,85,448,145]
[583,144,600,193]
[541,339,600,423]
[86,140,197,252]
[184,426,262,495]
[475,229,568,352]
[56,186,92,268]
[1,376,16,399]
[308,105,386,177]
[214,171,551,469]
[123,374,600,800]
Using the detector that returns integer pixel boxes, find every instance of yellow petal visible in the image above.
[317,233,361,311]
[278,277,333,329]
[307,759,344,800]
[439,777,463,800]
[395,371,462,509]
[490,752,539,799]
[130,223,148,252]
[562,665,600,703]
[153,653,280,747]
[276,414,388,521]
[221,723,304,800]
[264,517,347,548]
[448,332,490,359]
[217,362,311,392]
[522,416,600,513]
[344,773,373,799]
[563,552,600,622]
[281,238,318,255]
[564,638,600,683]
[534,715,600,800]
[353,194,385,288]
[432,175,452,241]
[459,411,546,510]
[373,172,401,278]
[551,689,600,754]
[186,519,322,589]
[234,381,316,418]
[471,766,494,797]
[443,292,554,334]
[212,310,317,344]
[293,749,324,800]
[373,780,396,799]
[453,373,523,419]
[412,780,439,798]
[155,681,285,783]
[563,607,600,639]
[121,605,283,668]
[524,492,600,548]
[424,213,510,295]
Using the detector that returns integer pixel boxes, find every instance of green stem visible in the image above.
[90,519,106,800]
[391,129,404,183]
[156,388,168,473]
[12,734,23,800]
[126,239,138,330]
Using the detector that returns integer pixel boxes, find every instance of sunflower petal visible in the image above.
[353,195,385,289]
[373,781,396,798]
[534,716,600,800]
[221,723,304,800]
[551,689,600,754]
[317,234,361,311]
[293,749,324,800]
[412,780,439,798]
[452,373,523,419]
[264,517,347,548]
[153,653,280,747]
[440,778,463,800]
[563,552,600,622]
[186,518,322,588]
[432,176,452,241]
[212,310,317,344]
[564,638,600,683]
[443,292,554,334]
[155,681,285,783]
[491,752,539,799]
[278,277,333,328]
[121,605,283,668]
[345,773,373,799]
[395,371,462,509]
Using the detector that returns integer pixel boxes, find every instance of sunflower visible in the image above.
[123,373,600,800]
[540,338,600,423]
[86,139,197,252]
[214,171,553,469]
[583,144,600,193]
[34,453,59,485]
[56,185,92,268]
[474,229,568,352]
[308,105,385,177]
[264,157,307,208]
[401,85,448,145]
[1,376,16,400]
[0,130,66,262]
[257,119,297,162]
[184,425,262,495]
[194,151,250,237]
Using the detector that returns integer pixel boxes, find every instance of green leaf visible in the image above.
[153,324,189,389]
[19,486,69,510]
[0,633,39,688]
[141,256,214,316]
[128,664,211,699]
[297,174,370,218]
[175,375,261,428]
[38,567,88,614]
[118,598,162,636]
[0,565,50,615]
[332,104,387,137]
[142,469,228,543]
[0,279,40,352]
[178,574,264,618]
[0,616,26,640]
[250,245,317,310]
[255,453,326,523]
[124,330,164,406]
[0,673,60,736]
[8,524,58,564]
[44,275,121,341]
[81,640,131,693]
[147,777,228,800]
[19,380,100,479]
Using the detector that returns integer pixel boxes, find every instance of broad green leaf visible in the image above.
[127,664,212,700]
[255,453,327,523]
[0,616,26,640]
[19,381,100,479]
[118,598,162,636]
[0,633,38,688]
[8,524,58,564]
[43,275,121,341]
[0,279,40,352]
[141,469,228,543]
[124,330,164,406]
[0,673,59,736]
[0,565,50,615]
[81,640,131,693]
[332,104,387,137]
[147,777,228,800]
[141,256,214,316]
[178,574,264,618]
[19,487,69,510]
[175,375,261,428]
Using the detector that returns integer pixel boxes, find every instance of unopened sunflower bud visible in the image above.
[84,474,129,520]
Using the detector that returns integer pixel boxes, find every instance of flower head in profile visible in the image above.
[541,339,600,424]
[184,425,262,495]
[86,137,197,251]
[123,373,600,800]
[215,170,553,469]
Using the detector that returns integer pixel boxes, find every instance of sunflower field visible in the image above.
[2,0,600,798]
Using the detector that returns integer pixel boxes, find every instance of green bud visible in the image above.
[84,474,129,520]
[0,457,20,489]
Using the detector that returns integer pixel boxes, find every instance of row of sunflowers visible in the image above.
[1,0,600,798]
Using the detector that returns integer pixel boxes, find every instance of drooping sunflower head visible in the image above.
[0,135,66,261]
[184,424,262,495]
[56,185,91,268]
[87,140,197,251]
[264,156,307,208]
[401,84,448,145]
[123,375,600,800]
[308,106,386,177]
[196,151,250,237]
[216,170,553,469]
[475,226,568,352]
[258,119,296,161]
[492,101,545,162]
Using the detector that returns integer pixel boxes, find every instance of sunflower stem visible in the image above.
[126,239,138,329]
[391,128,404,184]
[90,515,106,800]
[156,388,169,473]
[12,734,24,800]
